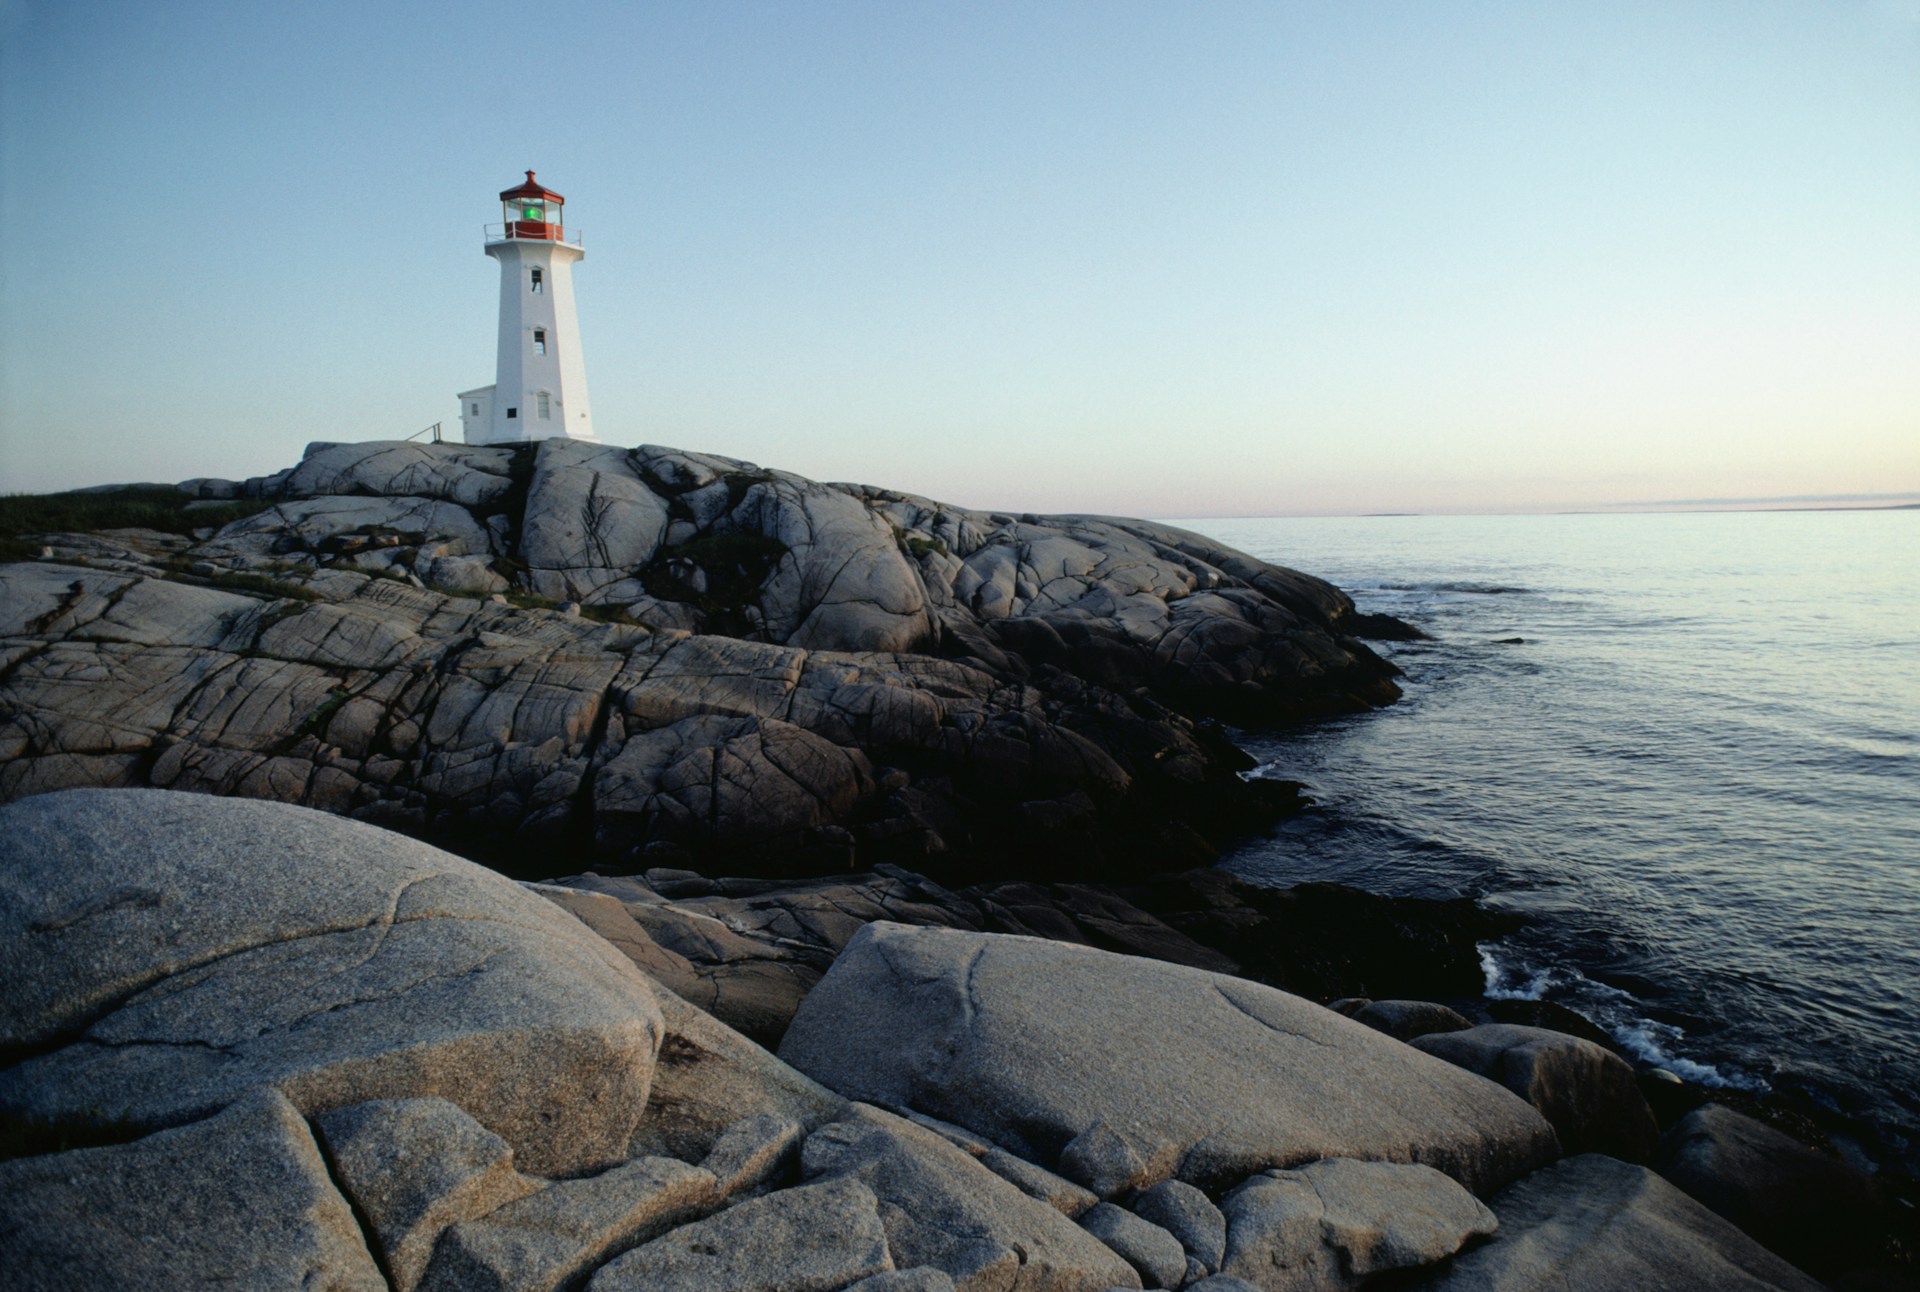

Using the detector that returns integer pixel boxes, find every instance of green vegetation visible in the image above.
[721,469,775,510]
[168,566,322,602]
[297,688,351,736]
[0,487,272,556]
[645,530,788,636]
[499,590,630,623]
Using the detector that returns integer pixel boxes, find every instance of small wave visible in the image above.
[1373,581,1535,596]
[1478,944,1766,1091]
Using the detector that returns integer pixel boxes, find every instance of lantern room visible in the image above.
[499,170,565,240]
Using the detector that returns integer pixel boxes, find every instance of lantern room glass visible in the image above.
[505,197,555,225]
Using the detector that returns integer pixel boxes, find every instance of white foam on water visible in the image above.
[1477,941,1768,1092]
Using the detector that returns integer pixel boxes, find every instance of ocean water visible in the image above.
[1177,510,1920,1172]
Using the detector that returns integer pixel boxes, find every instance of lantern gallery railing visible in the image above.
[484,223,583,246]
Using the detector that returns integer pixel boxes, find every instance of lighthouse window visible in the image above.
[533,329,547,355]
[530,268,543,293]
[506,407,517,419]
[537,392,551,419]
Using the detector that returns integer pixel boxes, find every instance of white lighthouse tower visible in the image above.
[457,171,596,445]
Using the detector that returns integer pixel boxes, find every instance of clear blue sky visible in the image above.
[3,1,1916,515]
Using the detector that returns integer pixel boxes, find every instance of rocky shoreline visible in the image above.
[2,789,1908,1289]
[0,440,1912,1287]
[2,438,1407,883]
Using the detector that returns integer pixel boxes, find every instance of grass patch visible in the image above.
[499,591,629,623]
[0,486,272,546]
[153,560,321,603]
[298,688,350,736]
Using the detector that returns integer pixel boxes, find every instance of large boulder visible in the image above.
[1411,1024,1659,1163]
[1417,1153,1828,1291]
[1654,1103,1884,1277]
[0,788,666,1178]
[778,922,1559,1197]
[0,1087,385,1290]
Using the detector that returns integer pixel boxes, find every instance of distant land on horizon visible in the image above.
[1167,492,1920,521]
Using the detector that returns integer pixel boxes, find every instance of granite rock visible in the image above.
[799,1104,1142,1291]
[1353,999,1474,1043]
[586,1175,894,1292]
[1079,1201,1187,1288]
[314,1096,542,1291]
[1219,1158,1497,1291]
[419,1155,719,1292]
[1655,1102,1884,1276]
[778,922,1559,1198]
[1412,1024,1659,1163]
[285,440,520,509]
[0,1088,385,1291]
[1417,1152,1828,1291]
[0,789,665,1178]
[1133,1178,1229,1273]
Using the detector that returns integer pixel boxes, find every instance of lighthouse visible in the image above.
[457,172,596,445]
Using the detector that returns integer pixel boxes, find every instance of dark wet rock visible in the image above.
[1418,1153,1828,1291]
[1655,1102,1885,1278]
[1113,871,1519,1002]
[1346,611,1429,640]
[1353,999,1475,1042]
[1413,1024,1661,1163]
[1482,998,1623,1055]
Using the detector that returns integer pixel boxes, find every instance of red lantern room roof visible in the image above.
[499,170,564,204]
